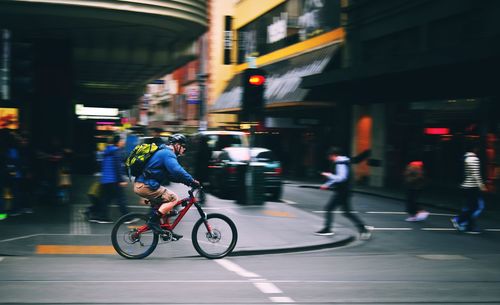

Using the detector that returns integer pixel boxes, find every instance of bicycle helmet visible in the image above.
[168,133,187,146]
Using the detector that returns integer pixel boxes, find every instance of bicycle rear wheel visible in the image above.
[111,213,158,259]
[192,213,238,259]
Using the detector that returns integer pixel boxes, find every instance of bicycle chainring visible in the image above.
[160,231,173,242]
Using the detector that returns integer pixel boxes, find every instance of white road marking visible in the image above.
[0,234,42,243]
[421,228,456,231]
[214,259,259,278]
[215,259,295,303]
[0,233,113,243]
[485,229,500,232]
[253,282,283,294]
[313,211,359,214]
[366,211,455,217]
[7,279,497,284]
[281,199,298,205]
[366,211,406,214]
[417,254,469,260]
[0,257,4,263]
[372,227,413,231]
[427,212,455,217]
[270,296,295,303]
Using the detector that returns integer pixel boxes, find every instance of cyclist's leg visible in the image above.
[133,182,178,213]
[134,182,179,234]
[157,189,178,215]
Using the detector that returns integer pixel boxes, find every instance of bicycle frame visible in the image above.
[134,189,208,236]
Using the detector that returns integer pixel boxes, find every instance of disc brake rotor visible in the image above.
[206,229,221,243]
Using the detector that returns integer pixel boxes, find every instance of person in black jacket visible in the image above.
[315,146,372,240]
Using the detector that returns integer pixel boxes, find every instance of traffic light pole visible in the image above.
[197,73,207,131]
[240,67,267,205]
[198,34,208,131]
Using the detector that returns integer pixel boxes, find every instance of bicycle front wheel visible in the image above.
[111,213,158,259]
[192,213,238,259]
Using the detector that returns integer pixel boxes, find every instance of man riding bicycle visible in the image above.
[133,133,199,239]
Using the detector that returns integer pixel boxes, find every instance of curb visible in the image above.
[180,234,357,258]
[229,234,356,257]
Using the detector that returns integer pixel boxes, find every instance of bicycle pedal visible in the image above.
[160,231,173,241]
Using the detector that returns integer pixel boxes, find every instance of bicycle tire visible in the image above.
[191,213,238,259]
[111,212,159,259]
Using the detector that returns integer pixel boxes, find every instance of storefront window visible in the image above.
[237,0,340,64]
[386,98,499,193]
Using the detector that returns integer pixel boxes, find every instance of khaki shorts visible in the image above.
[134,182,178,205]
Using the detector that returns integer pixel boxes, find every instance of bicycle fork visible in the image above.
[194,203,214,237]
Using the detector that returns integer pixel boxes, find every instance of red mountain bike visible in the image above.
[111,187,237,259]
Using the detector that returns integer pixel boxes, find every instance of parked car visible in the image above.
[183,130,249,183]
[207,147,283,201]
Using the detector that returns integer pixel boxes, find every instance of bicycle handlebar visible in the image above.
[188,185,204,198]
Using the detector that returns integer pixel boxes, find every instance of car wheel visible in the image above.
[208,175,219,195]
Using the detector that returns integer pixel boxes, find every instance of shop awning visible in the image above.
[211,43,340,113]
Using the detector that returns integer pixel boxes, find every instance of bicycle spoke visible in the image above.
[111,213,159,259]
[192,213,237,259]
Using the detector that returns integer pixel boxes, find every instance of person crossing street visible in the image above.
[315,146,372,240]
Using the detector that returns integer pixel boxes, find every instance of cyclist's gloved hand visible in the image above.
[190,179,201,189]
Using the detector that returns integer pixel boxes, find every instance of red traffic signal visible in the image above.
[248,74,266,86]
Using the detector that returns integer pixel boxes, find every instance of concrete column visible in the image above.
[369,103,386,187]
[32,39,73,149]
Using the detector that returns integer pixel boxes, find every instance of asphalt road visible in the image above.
[1,182,499,304]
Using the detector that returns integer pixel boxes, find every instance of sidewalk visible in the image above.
[0,175,357,257]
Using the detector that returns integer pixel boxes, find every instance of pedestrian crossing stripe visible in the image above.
[36,245,115,255]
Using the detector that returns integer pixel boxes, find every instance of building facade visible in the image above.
[303,0,500,194]
[210,0,347,178]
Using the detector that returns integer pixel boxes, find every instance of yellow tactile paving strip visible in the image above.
[36,245,115,255]
[262,210,295,218]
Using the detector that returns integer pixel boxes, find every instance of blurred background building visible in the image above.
[0,0,207,172]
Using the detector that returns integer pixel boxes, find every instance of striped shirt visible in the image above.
[461,152,485,189]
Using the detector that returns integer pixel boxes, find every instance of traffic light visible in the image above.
[240,68,266,122]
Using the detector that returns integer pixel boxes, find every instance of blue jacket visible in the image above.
[100,145,124,184]
[136,145,194,190]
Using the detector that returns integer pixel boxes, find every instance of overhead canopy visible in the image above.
[0,0,207,108]
[211,43,340,113]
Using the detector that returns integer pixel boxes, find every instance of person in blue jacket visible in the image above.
[90,134,128,223]
[134,133,199,239]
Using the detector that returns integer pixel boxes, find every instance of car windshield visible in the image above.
[208,134,249,150]
[253,150,276,162]
[226,148,251,162]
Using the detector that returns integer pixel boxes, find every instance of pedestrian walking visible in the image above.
[82,180,102,221]
[89,134,129,223]
[403,160,429,221]
[3,130,23,216]
[451,143,487,234]
[315,146,372,240]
